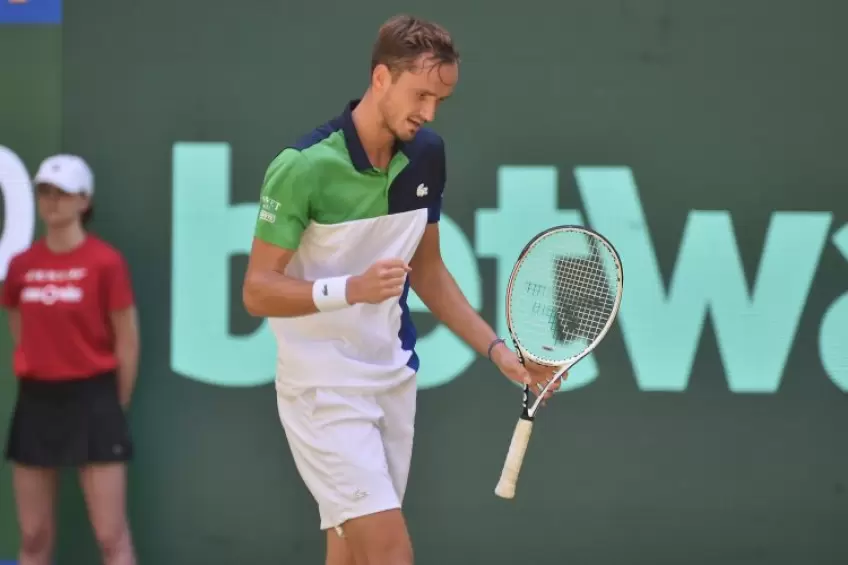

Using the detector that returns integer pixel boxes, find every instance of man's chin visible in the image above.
[392,125,418,142]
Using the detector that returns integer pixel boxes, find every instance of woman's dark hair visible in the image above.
[81,204,94,227]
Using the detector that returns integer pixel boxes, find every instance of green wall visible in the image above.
[0,20,62,558]
[2,0,848,563]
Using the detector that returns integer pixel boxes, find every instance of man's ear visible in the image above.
[372,63,393,92]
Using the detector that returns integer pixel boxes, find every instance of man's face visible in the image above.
[376,55,458,141]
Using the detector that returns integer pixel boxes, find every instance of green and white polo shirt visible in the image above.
[254,100,446,392]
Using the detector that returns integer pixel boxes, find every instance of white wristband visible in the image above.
[312,276,351,312]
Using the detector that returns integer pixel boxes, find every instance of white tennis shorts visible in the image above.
[276,377,417,531]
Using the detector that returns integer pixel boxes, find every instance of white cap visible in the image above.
[33,154,94,196]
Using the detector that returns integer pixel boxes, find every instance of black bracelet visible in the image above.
[487,338,506,361]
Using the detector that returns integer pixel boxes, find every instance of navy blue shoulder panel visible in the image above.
[388,126,447,224]
[392,127,447,374]
[290,115,345,152]
[402,126,444,161]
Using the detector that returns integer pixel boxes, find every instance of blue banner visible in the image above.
[0,0,61,24]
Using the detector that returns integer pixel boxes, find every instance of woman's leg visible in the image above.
[79,463,137,565]
[14,464,58,565]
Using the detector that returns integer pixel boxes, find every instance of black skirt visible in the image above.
[5,371,134,467]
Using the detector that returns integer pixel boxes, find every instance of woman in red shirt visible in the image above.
[2,154,140,565]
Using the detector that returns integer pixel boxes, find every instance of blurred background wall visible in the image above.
[1,0,846,563]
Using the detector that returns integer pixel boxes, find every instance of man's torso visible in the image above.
[254,101,447,392]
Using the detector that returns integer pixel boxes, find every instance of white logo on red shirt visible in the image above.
[24,268,87,282]
[21,268,87,305]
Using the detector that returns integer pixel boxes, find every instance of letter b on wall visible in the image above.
[171,142,276,387]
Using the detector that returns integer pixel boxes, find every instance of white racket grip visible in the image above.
[494,417,534,499]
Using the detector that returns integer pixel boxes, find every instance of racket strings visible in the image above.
[510,231,620,360]
[550,243,617,344]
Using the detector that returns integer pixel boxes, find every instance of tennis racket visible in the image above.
[494,225,623,499]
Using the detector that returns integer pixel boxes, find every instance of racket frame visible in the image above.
[494,224,624,499]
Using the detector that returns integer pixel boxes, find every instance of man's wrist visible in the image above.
[344,275,361,305]
[313,276,352,311]
[487,337,506,361]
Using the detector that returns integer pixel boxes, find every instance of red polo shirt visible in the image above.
[1,235,135,381]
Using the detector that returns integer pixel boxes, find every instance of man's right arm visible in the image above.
[243,239,411,317]
[242,149,413,318]
[243,237,324,318]
[242,149,328,318]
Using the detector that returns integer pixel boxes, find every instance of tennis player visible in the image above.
[2,155,139,565]
[243,14,562,565]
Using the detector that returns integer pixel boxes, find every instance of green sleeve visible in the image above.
[254,149,312,250]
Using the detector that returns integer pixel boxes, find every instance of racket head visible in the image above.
[505,225,623,368]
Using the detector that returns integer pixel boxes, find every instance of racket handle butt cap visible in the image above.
[494,481,517,499]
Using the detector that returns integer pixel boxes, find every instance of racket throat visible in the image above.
[526,364,569,418]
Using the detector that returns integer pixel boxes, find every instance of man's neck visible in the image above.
[351,93,396,170]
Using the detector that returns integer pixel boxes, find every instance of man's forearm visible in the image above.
[411,265,500,357]
[243,271,321,318]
